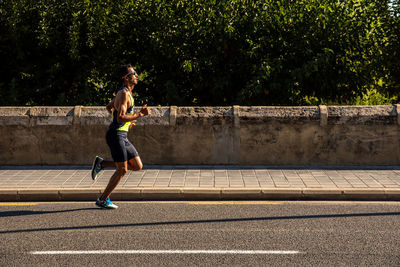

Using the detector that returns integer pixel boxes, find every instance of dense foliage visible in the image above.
[1,0,399,106]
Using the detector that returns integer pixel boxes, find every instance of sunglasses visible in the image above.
[124,70,138,78]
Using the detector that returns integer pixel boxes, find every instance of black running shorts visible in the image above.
[106,129,139,162]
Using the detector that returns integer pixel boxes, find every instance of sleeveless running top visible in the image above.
[109,87,134,132]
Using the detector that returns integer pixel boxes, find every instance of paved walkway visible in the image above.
[1,166,400,201]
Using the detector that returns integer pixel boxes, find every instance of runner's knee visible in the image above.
[128,158,143,171]
[135,162,143,171]
[130,162,142,171]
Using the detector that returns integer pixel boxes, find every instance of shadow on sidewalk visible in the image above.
[1,211,399,234]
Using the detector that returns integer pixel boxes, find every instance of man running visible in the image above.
[91,64,150,209]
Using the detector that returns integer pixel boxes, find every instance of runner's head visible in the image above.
[117,64,138,86]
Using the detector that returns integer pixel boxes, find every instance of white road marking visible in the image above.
[30,250,300,255]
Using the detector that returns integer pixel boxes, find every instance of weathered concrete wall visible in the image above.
[0,105,399,165]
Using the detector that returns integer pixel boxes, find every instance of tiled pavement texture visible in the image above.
[1,166,400,189]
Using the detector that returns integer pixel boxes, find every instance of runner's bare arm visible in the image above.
[106,97,115,113]
[116,91,151,123]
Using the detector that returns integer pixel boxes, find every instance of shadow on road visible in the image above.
[1,211,399,234]
[0,208,97,218]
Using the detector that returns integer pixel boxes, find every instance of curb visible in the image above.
[1,188,400,201]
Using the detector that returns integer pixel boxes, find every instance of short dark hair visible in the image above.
[116,64,133,82]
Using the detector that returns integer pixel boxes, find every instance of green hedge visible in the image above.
[1,0,399,106]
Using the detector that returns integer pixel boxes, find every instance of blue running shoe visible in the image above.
[96,198,118,209]
[91,156,104,180]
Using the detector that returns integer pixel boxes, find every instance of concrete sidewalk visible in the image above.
[1,165,400,201]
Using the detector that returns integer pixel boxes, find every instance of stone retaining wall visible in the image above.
[0,105,399,165]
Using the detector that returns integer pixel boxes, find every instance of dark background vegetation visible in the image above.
[1,0,399,106]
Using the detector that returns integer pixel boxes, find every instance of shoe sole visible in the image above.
[91,157,99,181]
[95,203,118,209]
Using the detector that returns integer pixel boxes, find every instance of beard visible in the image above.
[128,78,138,86]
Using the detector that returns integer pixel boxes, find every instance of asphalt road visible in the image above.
[0,201,400,266]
